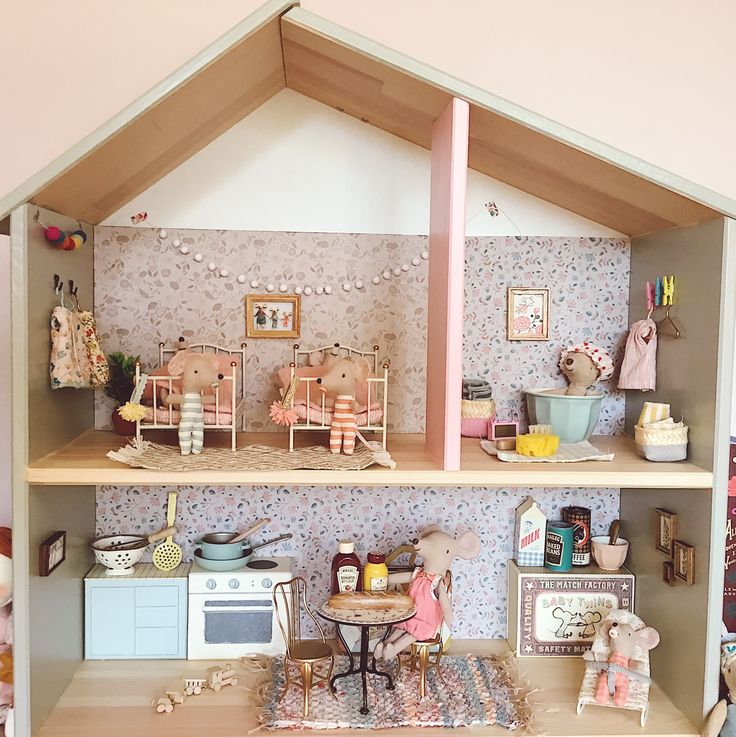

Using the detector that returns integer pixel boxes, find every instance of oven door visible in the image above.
[188,594,286,659]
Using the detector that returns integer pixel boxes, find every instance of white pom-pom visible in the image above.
[207,262,217,271]
[343,282,351,292]
[179,246,189,255]
[172,238,181,247]
[279,283,288,293]
[355,280,363,289]
[393,267,401,277]
[382,270,391,280]
[401,263,410,272]
[316,286,324,295]
[159,229,168,239]
[250,279,259,288]
[194,253,203,262]
[324,285,333,295]
[266,283,274,292]
[411,256,420,266]
[420,250,429,260]
[372,276,381,285]
[219,268,229,278]
[237,274,246,284]
[295,286,303,295]
[304,286,313,296]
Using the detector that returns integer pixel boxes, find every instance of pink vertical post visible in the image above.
[426,97,469,470]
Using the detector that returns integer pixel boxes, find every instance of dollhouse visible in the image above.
[2,1,736,736]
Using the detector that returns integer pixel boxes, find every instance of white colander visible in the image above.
[90,527,176,576]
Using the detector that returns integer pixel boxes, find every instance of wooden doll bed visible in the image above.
[577,610,652,727]
[135,341,247,452]
[278,343,389,452]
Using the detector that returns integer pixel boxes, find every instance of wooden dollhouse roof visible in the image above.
[2,0,735,236]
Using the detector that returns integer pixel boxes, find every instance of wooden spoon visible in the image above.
[109,526,179,551]
[227,518,271,544]
[609,520,621,545]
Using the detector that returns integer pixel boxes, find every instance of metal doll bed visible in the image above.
[135,341,247,452]
[283,342,389,452]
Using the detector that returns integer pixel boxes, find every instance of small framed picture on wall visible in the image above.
[655,508,678,556]
[39,530,66,577]
[673,540,695,585]
[507,288,550,341]
[245,294,301,339]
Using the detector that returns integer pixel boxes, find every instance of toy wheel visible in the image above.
[194,686,202,695]
[156,704,166,713]
[576,700,584,716]
[213,683,221,692]
[230,677,239,686]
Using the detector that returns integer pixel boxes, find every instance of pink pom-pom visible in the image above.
[269,401,298,427]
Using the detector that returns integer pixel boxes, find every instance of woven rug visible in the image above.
[107,439,395,471]
[250,654,533,731]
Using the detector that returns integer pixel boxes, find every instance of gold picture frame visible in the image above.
[245,294,301,339]
[655,508,678,556]
[507,288,550,341]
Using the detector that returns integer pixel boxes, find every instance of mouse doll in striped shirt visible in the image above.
[163,351,223,455]
[315,355,371,455]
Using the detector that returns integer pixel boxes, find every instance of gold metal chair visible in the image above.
[273,576,335,716]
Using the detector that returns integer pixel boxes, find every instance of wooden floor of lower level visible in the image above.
[36,641,697,737]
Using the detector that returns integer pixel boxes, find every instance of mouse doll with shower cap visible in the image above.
[550,342,614,396]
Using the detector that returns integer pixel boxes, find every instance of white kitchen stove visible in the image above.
[188,557,293,659]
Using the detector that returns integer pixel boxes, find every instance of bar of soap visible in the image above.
[516,433,560,457]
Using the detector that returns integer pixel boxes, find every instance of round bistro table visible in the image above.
[318,602,415,715]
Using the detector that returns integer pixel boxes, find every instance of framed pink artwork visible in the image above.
[507,288,550,341]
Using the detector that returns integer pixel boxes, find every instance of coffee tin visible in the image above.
[562,506,592,565]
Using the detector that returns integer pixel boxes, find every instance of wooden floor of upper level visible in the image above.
[36,640,697,737]
[26,430,713,488]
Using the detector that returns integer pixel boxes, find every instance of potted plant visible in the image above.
[105,352,141,435]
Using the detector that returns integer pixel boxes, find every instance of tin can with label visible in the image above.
[562,506,592,565]
[544,521,574,572]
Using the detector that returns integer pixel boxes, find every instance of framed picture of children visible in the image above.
[245,294,301,339]
[507,288,550,341]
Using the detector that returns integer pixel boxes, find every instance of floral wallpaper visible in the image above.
[463,236,630,434]
[93,228,630,434]
[96,484,619,638]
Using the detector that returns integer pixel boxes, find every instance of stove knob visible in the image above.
[262,578,273,589]
[228,578,240,590]
[206,579,217,590]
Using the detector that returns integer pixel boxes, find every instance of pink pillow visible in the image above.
[142,354,239,409]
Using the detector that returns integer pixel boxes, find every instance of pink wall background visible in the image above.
[0,236,10,526]
[2,2,735,202]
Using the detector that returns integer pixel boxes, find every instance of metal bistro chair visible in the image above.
[273,577,336,716]
[386,545,452,699]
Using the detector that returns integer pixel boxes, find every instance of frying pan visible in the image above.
[195,532,292,562]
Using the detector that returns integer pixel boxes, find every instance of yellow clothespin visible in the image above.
[662,275,675,306]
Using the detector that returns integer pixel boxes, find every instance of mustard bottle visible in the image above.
[363,552,388,592]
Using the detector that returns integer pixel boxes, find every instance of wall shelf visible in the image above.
[26,430,713,488]
[35,640,696,737]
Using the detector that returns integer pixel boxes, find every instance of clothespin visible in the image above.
[662,275,675,306]
[655,277,662,307]
[646,282,654,312]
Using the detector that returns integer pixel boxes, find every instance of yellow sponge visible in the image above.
[516,433,560,457]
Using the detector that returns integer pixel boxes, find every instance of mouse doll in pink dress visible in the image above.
[374,526,481,662]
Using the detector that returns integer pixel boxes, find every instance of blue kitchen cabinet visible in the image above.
[84,563,190,659]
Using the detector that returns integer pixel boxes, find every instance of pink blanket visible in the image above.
[294,403,384,427]
[143,407,235,426]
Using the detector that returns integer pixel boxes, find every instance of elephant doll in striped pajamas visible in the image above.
[163,351,223,455]
[315,355,371,455]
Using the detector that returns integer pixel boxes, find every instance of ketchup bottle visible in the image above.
[331,540,362,593]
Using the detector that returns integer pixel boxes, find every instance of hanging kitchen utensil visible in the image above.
[226,518,271,544]
[152,492,183,571]
[241,533,292,559]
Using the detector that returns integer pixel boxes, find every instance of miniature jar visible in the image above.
[363,552,388,592]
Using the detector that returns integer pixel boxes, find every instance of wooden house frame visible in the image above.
[3,1,736,735]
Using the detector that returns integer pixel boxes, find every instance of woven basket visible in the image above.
[461,399,496,419]
[634,424,688,447]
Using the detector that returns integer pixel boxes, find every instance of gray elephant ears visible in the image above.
[456,530,481,560]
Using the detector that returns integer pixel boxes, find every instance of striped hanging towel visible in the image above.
[618,319,657,392]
